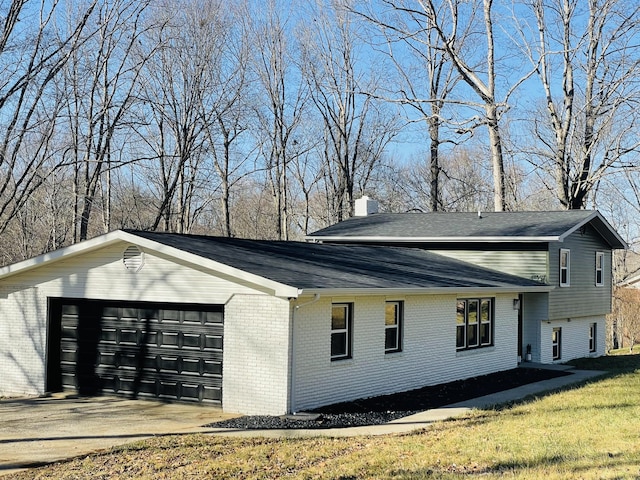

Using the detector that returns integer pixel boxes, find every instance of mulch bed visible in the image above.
[206,367,570,430]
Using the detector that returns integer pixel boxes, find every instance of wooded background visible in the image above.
[2,0,640,267]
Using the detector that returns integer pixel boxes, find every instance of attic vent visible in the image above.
[123,246,144,272]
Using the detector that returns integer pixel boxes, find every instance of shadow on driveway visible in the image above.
[0,393,235,476]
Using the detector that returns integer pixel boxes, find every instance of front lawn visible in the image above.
[9,354,640,479]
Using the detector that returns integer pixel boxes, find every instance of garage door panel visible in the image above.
[57,299,224,404]
[99,374,222,403]
[203,386,222,402]
[202,359,222,376]
[62,304,80,315]
[101,306,119,318]
[94,349,224,373]
[101,327,118,343]
[158,331,179,347]
[205,335,223,350]
[182,332,202,348]
[182,311,201,323]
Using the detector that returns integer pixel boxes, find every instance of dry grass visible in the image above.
[8,354,640,479]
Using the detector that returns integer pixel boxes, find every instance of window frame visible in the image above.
[384,301,403,354]
[331,303,353,361]
[456,297,494,351]
[595,252,604,287]
[559,249,571,287]
[589,322,597,353]
[552,327,562,360]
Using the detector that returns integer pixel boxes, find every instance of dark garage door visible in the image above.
[49,299,223,404]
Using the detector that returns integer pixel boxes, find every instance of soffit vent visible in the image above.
[123,245,144,272]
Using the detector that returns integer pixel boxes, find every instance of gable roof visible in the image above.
[0,230,551,298]
[307,210,627,248]
[129,230,549,295]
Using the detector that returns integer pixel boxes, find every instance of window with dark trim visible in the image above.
[385,301,403,353]
[552,327,562,360]
[595,252,604,286]
[560,249,570,287]
[331,303,353,360]
[589,323,597,352]
[456,298,493,351]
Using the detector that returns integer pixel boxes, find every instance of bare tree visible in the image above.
[136,1,222,233]
[289,147,324,235]
[353,0,465,212]
[0,0,97,239]
[62,0,153,241]
[301,0,400,222]
[416,0,538,211]
[200,1,253,238]
[249,0,309,240]
[520,0,640,209]
[0,169,75,264]
[611,288,640,352]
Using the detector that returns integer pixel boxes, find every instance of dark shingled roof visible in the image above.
[127,230,547,291]
[307,210,626,248]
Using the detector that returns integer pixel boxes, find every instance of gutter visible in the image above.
[305,235,561,244]
[298,286,553,297]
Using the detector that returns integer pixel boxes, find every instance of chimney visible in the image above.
[354,196,379,216]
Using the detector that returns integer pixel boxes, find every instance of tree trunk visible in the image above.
[486,104,505,211]
[428,113,441,212]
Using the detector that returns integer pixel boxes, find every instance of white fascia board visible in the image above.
[299,285,554,296]
[0,230,126,280]
[306,236,560,243]
[0,230,300,299]
[558,211,628,249]
[558,211,597,241]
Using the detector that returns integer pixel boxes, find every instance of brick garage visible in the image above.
[0,230,548,415]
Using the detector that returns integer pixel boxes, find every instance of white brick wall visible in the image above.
[291,293,520,412]
[0,287,48,397]
[223,295,291,415]
[540,315,605,364]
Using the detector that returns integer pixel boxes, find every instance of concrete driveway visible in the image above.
[0,393,235,476]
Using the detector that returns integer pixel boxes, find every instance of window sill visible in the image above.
[330,357,353,365]
[456,346,495,357]
[385,349,402,355]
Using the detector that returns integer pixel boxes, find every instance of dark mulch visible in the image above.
[206,367,570,430]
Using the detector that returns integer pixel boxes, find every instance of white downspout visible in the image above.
[288,293,320,413]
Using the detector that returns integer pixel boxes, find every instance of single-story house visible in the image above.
[0,229,551,415]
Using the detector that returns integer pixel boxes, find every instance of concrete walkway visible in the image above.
[0,366,607,476]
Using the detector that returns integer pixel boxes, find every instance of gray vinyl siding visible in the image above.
[430,250,548,281]
[548,225,612,320]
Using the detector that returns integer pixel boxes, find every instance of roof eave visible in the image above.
[0,230,301,299]
[306,236,560,243]
[121,232,300,298]
[298,285,553,296]
[558,211,628,249]
[0,230,127,280]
